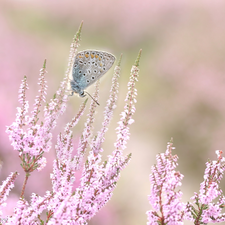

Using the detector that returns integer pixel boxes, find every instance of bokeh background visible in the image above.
[1,0,225,224]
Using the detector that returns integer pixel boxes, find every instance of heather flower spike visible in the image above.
[30,59,47,126]
[147,141,225,225]
[5,21,83,199]
[74,79,100,171]
[49,50,141,224]
[92,53,123,155]
[147,140,185,225]
[115,49,141,151]
[186,150,225,224]
[0,172,18,216]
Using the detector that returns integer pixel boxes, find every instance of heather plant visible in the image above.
[1,21,141,224]
[2,21,225,225]
[147,140,225,225]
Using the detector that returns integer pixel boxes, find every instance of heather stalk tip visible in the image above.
[134,49,142,67]
[74,20,83,42]
[117,53,123,67]
[43,59,46,69]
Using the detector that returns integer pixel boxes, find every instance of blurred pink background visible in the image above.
[1,0,225,224]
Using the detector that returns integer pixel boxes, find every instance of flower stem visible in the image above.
[20,172,30,199]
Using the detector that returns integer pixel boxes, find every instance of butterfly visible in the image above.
[70,50,115,104]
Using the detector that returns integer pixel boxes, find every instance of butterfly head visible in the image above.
[79,91,86,98]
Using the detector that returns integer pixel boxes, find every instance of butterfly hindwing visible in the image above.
[72,50,116,91]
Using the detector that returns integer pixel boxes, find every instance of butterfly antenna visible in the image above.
[84,91,100,106]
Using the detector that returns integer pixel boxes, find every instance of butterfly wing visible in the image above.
[72,50,116,92]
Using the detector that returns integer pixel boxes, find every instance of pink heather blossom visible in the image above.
[36,157,47,171]
[92,57,121,155]
[147,141,185,225]
[186,150,225,223]
[147,143,225,224]
[0,172,18,217]
[114,62,140,151]
[5,22,81,184]
[74,80,100,171]
[46,52,140,223]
